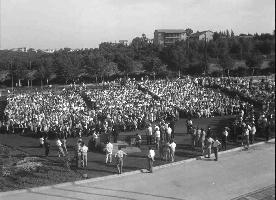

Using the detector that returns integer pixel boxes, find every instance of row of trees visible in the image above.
[0,30,275,86]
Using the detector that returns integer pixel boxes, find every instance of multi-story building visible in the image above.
[190,30,214,42]
[154,29,187,47]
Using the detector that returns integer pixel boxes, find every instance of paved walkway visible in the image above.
[1,141,275,200]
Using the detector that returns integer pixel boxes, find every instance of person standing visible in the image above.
[61,132,68,154]
[169,140,176,162]
[135,133,142,148]
[105,140,113,164]
[39,136,44,148]
[44,136,50,157]
[76,139,82,168]
[192,127,197,149]
[114,147,127,174]
[222,127,229,151]
[200,128,206,155]
[265,123,270,142]
[212,137,221,161]
[250,123,256,144]
[147,147,155,173]
[80,142,88,168]
[154,126,161,150]
[205,136,214,158]
[244,124,251,149]
[56,137,65,157]
[166,125,172,142]
[146,124,153,145]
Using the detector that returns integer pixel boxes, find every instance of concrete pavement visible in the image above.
[0,141,275,200]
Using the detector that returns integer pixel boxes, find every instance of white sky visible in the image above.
[0,0,275,49]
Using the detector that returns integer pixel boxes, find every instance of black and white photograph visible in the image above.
[0,0,275,199]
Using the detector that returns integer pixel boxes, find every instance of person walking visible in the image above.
[147,147,155,173]
[114,147,127,174]
[212,137,221,161]
[105,140,113,164]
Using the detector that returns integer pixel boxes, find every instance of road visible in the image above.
[1,142,275,200]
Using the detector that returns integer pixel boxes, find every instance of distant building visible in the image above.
[41,49,56,53]
[190,31,214,42]
[119,40,128,46]
[10,47,28,52]
[154,29,187,47]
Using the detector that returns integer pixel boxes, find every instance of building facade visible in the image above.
[190,31,214,42]
[154,29,187,47]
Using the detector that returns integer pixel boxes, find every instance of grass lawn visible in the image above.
[0,116,272,192]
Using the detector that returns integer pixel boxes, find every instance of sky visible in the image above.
[0,0,275,49]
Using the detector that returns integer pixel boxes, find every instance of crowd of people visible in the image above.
[203,76,275,114]
[140,77,249,118]
[0,75,274,174]
[1,87,90,138]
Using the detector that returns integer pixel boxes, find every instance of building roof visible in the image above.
[155,29,186,33]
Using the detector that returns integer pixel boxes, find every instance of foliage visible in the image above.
[0,31,274,86]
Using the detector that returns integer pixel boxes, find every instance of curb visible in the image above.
[0,138,274,197]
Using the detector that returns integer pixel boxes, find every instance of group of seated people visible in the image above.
[0,82,177,140]
[203,76,275,112]
[140,77,249,118]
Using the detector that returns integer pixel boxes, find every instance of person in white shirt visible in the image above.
[56,138,64,157]
[146,124,153,145]
[147,147,155,173]
[205,136,214,158]
[105,141,113,164]
[166,126,172,142]
[155,126,161,150]
[212,137,221,161]
[80,142,88,167]
[39,136,44,148]
[244,124,251,149]
[169,140,176,162]
[222,127,229,151]
[250,123,256,144]
[115,147,127,174]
